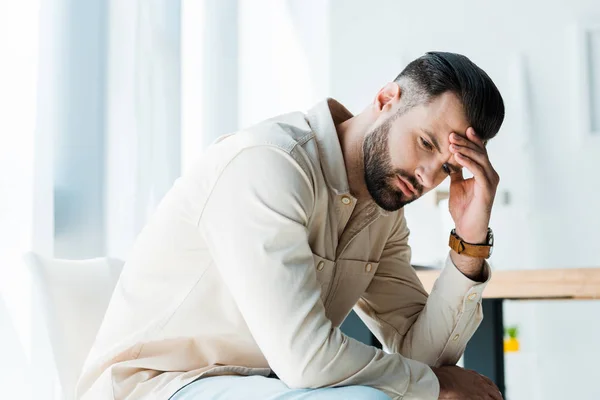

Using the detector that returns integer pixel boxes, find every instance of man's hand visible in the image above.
[448,127,499,279]
[432,365,503,400]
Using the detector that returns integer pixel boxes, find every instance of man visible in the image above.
[77,52,505,400]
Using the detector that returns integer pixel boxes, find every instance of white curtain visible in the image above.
[105,0,181,259]
[0,1,182,398]
[0,0,49,398]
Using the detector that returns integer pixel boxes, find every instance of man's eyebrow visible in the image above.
[421,128,462,174]
[422,129,442,153]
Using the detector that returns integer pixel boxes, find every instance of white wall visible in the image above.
[239,0,331,127]
[328,1,600,399]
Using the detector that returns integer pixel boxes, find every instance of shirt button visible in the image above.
[365,263,373,272]
[317,261,325,271]
[467,293,478,301]
[341,196,351,205]
[452,334,460,341]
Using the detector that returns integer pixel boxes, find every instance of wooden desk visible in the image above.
[415,267,600,397]
[417,267,600,300]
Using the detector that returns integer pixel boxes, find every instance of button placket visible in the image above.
[334,194,355,240]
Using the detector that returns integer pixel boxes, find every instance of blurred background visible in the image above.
[1,0,600,399]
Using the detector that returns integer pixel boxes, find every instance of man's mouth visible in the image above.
[396,175,416,197]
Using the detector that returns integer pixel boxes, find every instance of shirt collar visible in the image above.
[306,98,390,217]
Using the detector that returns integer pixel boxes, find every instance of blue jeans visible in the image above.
[170,375,391,400]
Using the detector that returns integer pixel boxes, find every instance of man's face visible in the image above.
[363,92,469,212]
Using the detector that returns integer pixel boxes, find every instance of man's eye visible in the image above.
[442,164,451,175]
[420,138,433,151]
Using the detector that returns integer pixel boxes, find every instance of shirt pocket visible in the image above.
[312,253,335,303]
[328,259,380,326]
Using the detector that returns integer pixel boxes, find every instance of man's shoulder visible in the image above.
[186,111,320,186]
[216,111,315,154]
[203,111,320,176]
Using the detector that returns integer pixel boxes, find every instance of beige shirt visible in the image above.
[77,99,490,400]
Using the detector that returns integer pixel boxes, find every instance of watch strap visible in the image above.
[449,229,493,259]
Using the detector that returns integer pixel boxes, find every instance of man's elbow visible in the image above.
[276,369,324,390]
[274,359,332,389]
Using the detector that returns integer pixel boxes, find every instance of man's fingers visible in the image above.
[453,152,492,188]
[466,127,486,147]
[490,389,504,400]
[451,145,499,188]
[449,129,499,187]
[450,144,487,166]
[481,375,496,387]
[449,166,464,183]
[479,375,503,400]
[450,132,486,154]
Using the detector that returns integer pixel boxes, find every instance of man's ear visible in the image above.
[374,82,401,112]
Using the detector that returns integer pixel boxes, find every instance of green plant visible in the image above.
[504,326,518,339]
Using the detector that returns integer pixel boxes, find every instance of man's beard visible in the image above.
[363,120,422,212]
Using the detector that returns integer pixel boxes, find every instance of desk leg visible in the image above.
[464,298,505,397]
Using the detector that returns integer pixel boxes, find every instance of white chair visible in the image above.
[23,252,124,400]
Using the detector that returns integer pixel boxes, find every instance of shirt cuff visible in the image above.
[429,254,491,311]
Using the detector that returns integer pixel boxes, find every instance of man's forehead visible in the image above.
[400,92,469,136]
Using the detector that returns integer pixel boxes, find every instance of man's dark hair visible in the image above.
[394,51,505,141]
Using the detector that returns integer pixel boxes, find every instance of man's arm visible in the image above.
[354,212,490,366]
[447,127,500,281]
[198,145,438,399]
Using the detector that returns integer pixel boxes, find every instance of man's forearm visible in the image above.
[449,250,485,282]
[385,255,491,368]
[450,227,487,282]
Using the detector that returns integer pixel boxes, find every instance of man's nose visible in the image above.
[415,166,439,190]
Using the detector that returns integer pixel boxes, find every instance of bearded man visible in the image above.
[78,51,505,400]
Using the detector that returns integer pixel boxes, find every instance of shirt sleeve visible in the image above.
[353,212,491,367]
[198,145,440,400]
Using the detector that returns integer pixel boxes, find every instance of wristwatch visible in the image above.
[449,228,494,259]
